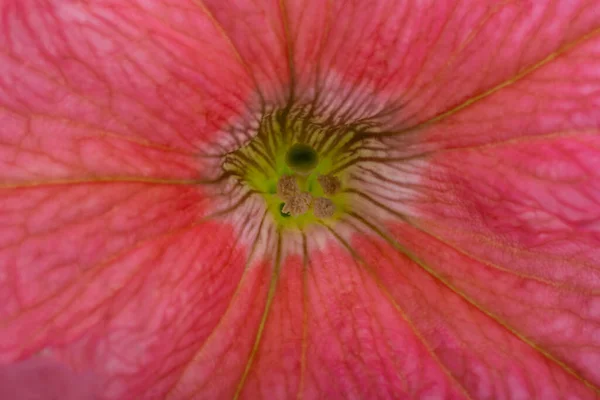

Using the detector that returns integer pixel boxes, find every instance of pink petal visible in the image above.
[0,357,99,399]
[287,0,600,134]
[1,0,600,399]
[409,134,600,387]
[202,0,294,104]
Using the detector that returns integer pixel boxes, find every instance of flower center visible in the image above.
[222,106,367,230]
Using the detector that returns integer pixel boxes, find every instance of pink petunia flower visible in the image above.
[1,0,600,399]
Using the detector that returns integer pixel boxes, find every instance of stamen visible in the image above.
[281,192,312,216]
[277,175,299,201]
[317,174,341,196]
[313,197,336,218]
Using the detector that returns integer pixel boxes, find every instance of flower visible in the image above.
[0,0,599,399]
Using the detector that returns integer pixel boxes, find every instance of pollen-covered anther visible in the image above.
[317,174,341,196]
[313,197,336,219]
[277,175,299,201]
[282,192,312,216]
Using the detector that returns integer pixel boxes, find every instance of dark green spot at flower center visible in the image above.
[285,143,318,174]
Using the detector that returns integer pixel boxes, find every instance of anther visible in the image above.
[282,192,312,216]
[277,175,299,201]
[313,197,336,218]
[317,174,341,196]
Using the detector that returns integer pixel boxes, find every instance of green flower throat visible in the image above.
[222,106,366,230]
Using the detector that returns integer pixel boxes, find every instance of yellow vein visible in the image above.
[350,212,600,394]
[377,26,600,137]
[233,229,283,399]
